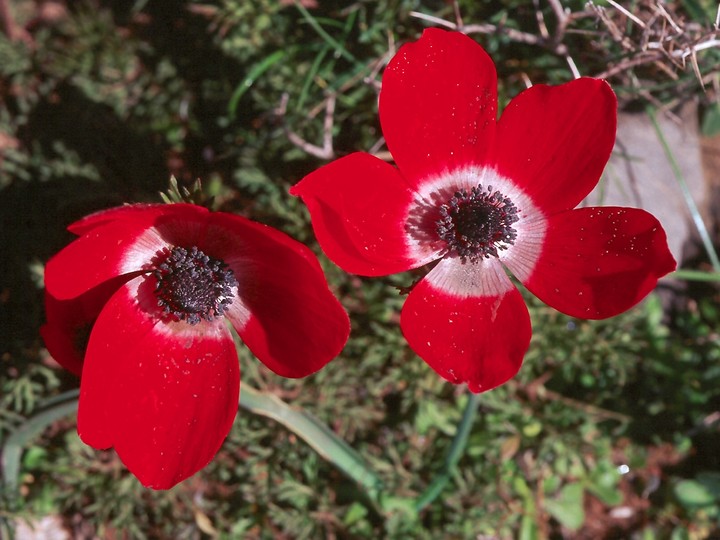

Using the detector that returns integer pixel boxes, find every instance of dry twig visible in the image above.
[278,93,337,160]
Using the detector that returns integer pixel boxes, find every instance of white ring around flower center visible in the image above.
[404,165,547,297]
[118,226,253,332]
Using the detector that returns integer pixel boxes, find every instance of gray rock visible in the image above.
[583,102,708,264]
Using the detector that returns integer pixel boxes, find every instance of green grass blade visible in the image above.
[34,388,81,410]
[668,269,720,282]
[239,385,385,507]
[4,384,391,512]
[294,1,360,66]
[228,49,289,119]
[297,46,330,111]
[679,0,712,22]
[646,106,720,271]
[295,10,358,111]
[1,390,79,491]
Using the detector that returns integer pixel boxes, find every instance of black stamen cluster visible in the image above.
[153,246,237,325]
[436,184,520,263]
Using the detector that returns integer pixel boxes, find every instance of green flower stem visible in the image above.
[414,391,482,512]
[646,106,720,271]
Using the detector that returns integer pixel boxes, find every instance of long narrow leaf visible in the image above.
[647,106,720,271]
[3,386,388,512]
[1,391,79,491]
[228,50,288,119]
[294,1,360,66]
[669,269,720,282]
[239,385,384,506]
[297,46,330,111]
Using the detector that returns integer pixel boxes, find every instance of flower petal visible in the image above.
[522,207,676,319]
[67,203,181,236]
[77,277,240,489]
[495,78,617,215]
[40,276,129,376]
[40,299,86,377]
[379,28,497,184]
[45,204,209,300]
[204,212,350,378]
[291,152,437,276]
[401,258,530,393]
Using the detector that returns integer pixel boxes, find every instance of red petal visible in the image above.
[401,258,531,393]
[495,78,617,215]
[77,277,240,489]
[45,204,208,300]
[40,277,128,375]
[379,28,497,184]
[523,207,676,319]
[41,294,93,377]
[290,152,437,276]
[204,212,350,378]
[67,203,183,236]
[40,320,85,377]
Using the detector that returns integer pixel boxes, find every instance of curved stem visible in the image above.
[414,391,482,512]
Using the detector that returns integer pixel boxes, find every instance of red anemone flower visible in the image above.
[291,28,675,393]
[42,203,349,489]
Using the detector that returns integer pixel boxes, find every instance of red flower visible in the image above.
[291,29,675,393]
[42,203,349,489]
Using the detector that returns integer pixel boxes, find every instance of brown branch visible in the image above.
[280,93,337,160]
[410,7,579,77]
[533,0,550,41]
[451,0,464,29]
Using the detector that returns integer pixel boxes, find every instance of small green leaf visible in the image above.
[587,464,622,505]
[513,476,532,498]
[522,421,542,438]
[545,483,585,530]
[674,479,715,508]
[21,446,47,470]
[343,502,368,525]
[415,400,457,436]
[587,481,622,506]
[696,472,720,499]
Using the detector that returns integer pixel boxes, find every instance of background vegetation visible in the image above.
[1,0,719,538]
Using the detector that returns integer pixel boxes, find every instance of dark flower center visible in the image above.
[153,246,237,325]
[436,184,519,262]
